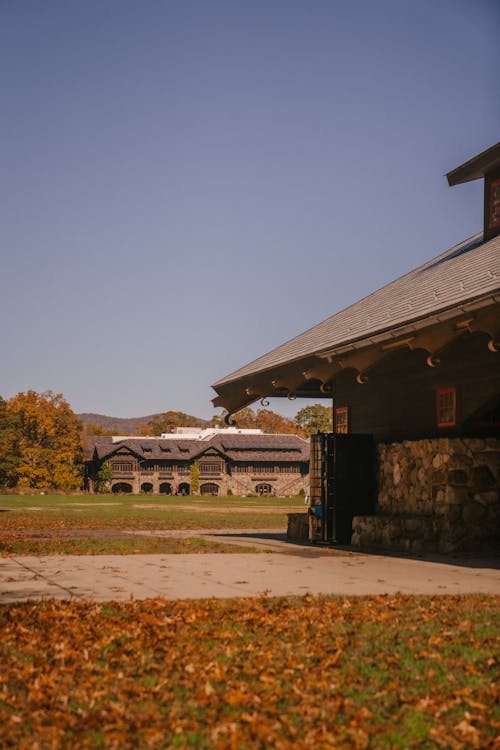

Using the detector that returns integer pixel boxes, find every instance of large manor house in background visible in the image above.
[86,427,310,496]
[86,142,499,554]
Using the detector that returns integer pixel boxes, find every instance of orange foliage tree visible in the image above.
[142,411,205,436]
[218,407,306,436]
[4,390,83,490]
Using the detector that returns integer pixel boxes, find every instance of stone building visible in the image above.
[86,430,309,496]
[211,143,500,554]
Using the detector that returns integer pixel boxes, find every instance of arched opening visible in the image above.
[178,482,190,496]
[256,483,273,496]
[159,482,173,495]
[112,482,132,494]
[200,483,219,496]
[141,482,154,494]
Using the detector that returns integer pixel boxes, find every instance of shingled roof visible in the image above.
[89,434,309,463]
[212,433,309,462]
[211,231,500,414]
[89,437,200,461]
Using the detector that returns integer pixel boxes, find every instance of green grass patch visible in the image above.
[0,494,304,531]
[0,494,303,508]
[0,535,259,556]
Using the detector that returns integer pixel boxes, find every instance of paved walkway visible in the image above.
[1,530,499,602]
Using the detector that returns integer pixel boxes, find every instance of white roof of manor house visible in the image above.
[110,427,263,444]
[159,427,263,440]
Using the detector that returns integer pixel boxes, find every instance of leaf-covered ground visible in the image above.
[0,534,259,556]
[1,595,498,749]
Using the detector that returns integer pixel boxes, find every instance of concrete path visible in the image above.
[1,531,499,602]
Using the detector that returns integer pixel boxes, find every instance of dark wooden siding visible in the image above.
[334,332,500,442]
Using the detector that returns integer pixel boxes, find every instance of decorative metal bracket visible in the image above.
[260,397,270,407]
[224,411,237,426]
[426,355,440,367]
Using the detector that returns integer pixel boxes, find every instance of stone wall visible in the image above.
[108,470,308,497]
[352,437,500,555]
[287,512,309,541]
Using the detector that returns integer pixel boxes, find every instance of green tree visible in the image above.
[190,461,199,494]
[294,404,333,435]
[6,390,83,490]
[0,396,20,486]
[97,461,112,493]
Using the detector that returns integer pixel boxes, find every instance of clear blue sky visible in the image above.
[1,0,498,419]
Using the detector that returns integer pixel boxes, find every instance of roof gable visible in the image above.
[97,444,142,461]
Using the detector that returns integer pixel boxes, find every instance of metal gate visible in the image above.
[309,433,375,544]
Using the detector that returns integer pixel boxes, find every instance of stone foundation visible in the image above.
[287,512,309,541]
[352,437,500,555]
[107,471,308,497]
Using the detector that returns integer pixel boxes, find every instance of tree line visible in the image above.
[0,391,332,491]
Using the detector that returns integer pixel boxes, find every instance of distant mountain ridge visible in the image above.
[78,412,208,434]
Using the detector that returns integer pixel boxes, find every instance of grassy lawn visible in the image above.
[0,494,304,532]
[0,535,259,556]
[1,594,498,749]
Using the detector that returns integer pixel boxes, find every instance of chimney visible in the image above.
[446,142,500,242]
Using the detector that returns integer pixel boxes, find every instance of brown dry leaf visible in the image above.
[204,681,215,696]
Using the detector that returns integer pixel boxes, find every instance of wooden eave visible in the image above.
[213,296,500,417]
[447,142,500,185]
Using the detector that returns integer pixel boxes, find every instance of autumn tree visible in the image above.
[231,407,257,428]
[207,411,226,428]
[254,409,297,435]
[6,390,83,490]
[142,411,204,436]
[294,403,333,435]
[84,422,119,437]
[216,407,305,435]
